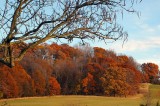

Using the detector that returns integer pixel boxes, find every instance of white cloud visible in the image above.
[157,25,160,30]
[112,19,160,52]
[109,37,160,52]
[134,21,160,37]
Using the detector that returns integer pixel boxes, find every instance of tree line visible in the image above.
[0,43,159,98]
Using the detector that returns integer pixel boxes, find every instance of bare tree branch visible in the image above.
[0,0,141,67]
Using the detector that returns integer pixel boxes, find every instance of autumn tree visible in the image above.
[20,50,55,96]
[48,77,61,95]
[85,63,105,95]
[0,0,141,67]
[9,63,34,97]
[53,59,82,95]
[117,55,142,94]
[100,67,130,96]
[141,63,159,83]
[86,48,142,96]
[81,73,96,95]
[0,63,33,98]
[0,65,19,98]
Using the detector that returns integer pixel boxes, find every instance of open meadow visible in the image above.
[0,84,160,106]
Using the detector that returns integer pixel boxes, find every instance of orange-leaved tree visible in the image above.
[48,77,61,95]
[141,63,159,83]
[81,73,96,95]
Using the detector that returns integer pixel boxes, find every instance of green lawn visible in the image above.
[0,84,160,106]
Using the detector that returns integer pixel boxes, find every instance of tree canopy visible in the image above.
[0,0,141,67]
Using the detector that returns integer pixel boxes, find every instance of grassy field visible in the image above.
[0,84,159,106]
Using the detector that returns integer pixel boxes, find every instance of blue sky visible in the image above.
[89,0,160,66]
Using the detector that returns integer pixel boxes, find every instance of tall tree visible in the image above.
[0,0,141,67]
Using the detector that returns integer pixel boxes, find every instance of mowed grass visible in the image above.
[0,96,143,106]
[149,84,160,98]
[0,84,160,106]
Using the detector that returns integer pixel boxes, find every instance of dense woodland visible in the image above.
[0,43,159,98]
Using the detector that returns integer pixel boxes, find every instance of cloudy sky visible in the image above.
[90,0,160,66]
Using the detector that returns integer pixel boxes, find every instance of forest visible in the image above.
[0,43,159,98]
